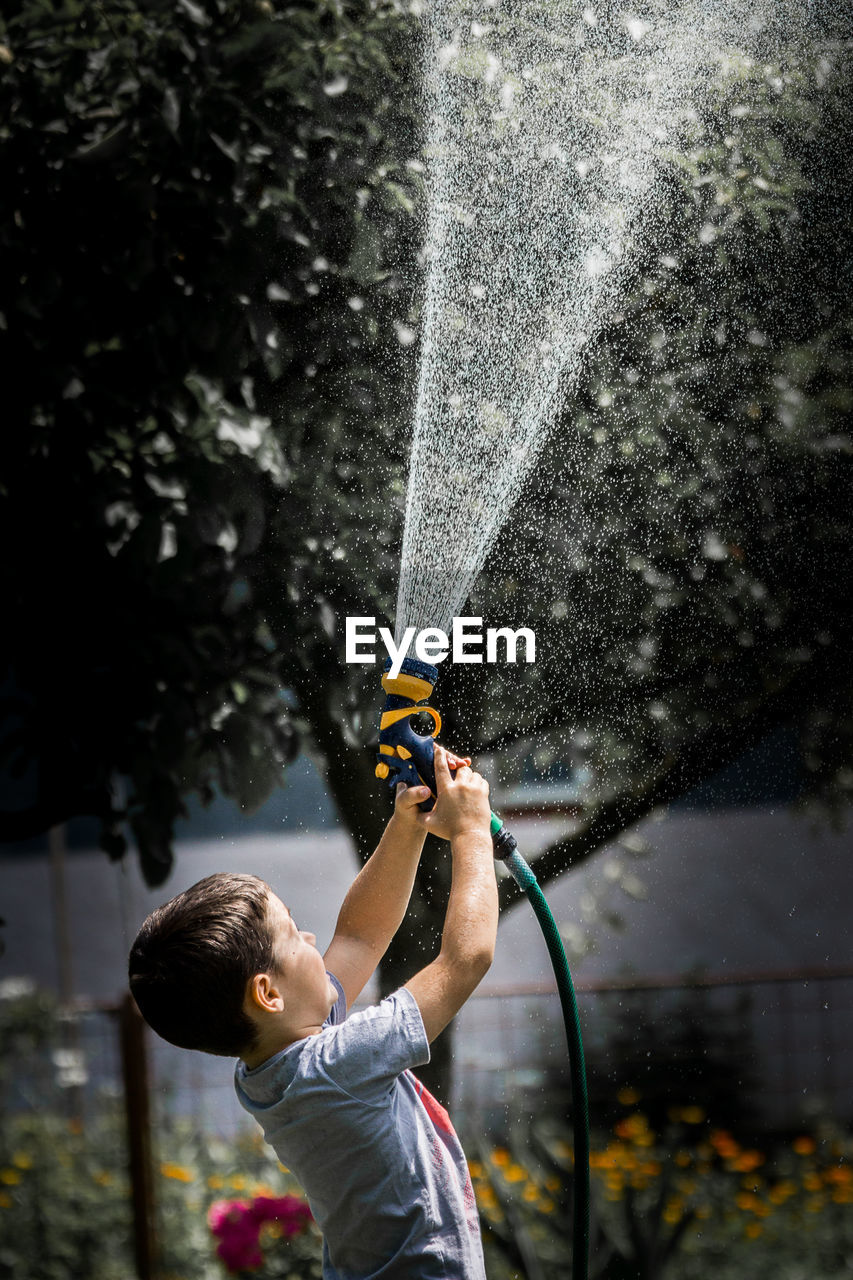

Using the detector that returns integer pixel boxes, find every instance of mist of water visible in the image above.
[394,0,814,644]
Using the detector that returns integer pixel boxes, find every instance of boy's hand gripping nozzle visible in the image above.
[376,655,518,860]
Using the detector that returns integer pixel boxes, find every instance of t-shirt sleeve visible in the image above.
[324,972,347,1026]
[314,987,430,1103]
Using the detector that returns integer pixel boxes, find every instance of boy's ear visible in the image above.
[247,971,284,1015]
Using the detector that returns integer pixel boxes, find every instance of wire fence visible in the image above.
[453,967,853,1136]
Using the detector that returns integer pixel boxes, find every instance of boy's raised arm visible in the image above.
[404,748,498,1043]
[322,780,433,1008]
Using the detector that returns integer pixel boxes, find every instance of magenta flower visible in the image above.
[209,1192,313,1273]
[252,1193,313,1237]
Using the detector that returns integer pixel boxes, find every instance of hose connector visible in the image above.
[490,816,519,862]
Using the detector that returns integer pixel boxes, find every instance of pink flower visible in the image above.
[208,1200,247,1234]
[252,1193,313,1237]
[216,1227,263,1272]
[208,1192,313,1272]
[209,1200,262,1272]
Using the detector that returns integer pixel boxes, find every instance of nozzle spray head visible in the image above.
[376,656,442,804]
[375,654,518,860]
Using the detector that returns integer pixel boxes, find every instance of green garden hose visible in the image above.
[502,846,590,1280]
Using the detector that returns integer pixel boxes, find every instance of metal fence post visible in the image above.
[119,992,158,1280]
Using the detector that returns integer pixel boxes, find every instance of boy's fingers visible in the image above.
[433,744,452,791]
[396,782,431,807]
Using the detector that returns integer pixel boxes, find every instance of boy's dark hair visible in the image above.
[128,873,275,1057]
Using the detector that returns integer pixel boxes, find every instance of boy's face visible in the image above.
[266,892,338,1021]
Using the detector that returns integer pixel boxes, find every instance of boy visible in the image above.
[129,745,497,1279]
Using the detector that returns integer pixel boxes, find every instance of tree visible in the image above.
[0,0,418,874]
[1,0,850,1101]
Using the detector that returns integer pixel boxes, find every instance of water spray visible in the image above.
[377,654,590,1279]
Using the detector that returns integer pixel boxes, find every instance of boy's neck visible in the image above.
[241,1019,324,1070]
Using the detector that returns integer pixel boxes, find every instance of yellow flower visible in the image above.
[617,1087,640,1106]
[710,1130,740,1159]
[475,1185,498,1209]
[0,1170,21,1186]
[0,1193,11,1209]
[491,1148,511,1167]
[745,1221,763,1239]
[93,1172,113,1187]
[679,1106,705,1125]
[207,1175,224,1189]
[12,1153,32,1171]
[468,1161,484,1180]
[793,1136,816,1156]
[522,1184,540,1202]
[504,1164,526,1183]
[228,1175,246,1190]
[731,1150,765,1173]
[160,1163,194,1183]
[615,1113,651,1143]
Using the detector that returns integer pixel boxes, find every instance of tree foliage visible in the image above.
[1,2,850,1023]
[0,0,420,882]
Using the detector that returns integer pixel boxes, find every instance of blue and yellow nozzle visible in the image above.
[376,655,518,861]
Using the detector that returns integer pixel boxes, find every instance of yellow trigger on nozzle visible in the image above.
[379,706,442,736]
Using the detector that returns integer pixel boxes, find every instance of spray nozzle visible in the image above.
[376,656,443,808]
[376,655,518,860]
